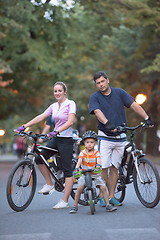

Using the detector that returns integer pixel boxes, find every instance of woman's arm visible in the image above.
[24,112,49,128]
[56,113,76,133]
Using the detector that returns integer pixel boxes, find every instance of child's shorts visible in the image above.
[77,174,106,187]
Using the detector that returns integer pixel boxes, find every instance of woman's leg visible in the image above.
[38,164,53,186]
[62,176,74,202]
[36,138,57,188]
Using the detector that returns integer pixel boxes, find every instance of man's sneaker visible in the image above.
[52,199,69,209]
[99,197,106,207]
[109,197,122,206]
[69,206,78,214]
[106,204,117,212]
[38,184,55,194]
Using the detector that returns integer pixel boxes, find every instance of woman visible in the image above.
[15,82,76,209]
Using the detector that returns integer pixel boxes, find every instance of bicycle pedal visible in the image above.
[42,192,50,195]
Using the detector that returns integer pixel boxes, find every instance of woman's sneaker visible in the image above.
[38,184,55,194]
[52,199,69,209]
[69,206,78,214]
[106,204,117,212]
[109,197,122,206]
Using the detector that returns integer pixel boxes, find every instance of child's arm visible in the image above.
[75,157,82,169]
[96,157,101,165]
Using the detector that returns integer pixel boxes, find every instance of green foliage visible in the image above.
[0,0,159,154]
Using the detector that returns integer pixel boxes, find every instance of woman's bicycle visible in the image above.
[6,131,83,212]
[74,167,101,215]
[114,122,160,208]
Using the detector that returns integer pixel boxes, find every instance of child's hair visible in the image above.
[53,82,67,92]
[82,130,97,141]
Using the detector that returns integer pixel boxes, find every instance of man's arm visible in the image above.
[94,109,108,124]
[94,109,116,132]
[130,101,148,120]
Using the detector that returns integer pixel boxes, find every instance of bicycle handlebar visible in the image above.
[116,122,146,133]
[14,131,49,141]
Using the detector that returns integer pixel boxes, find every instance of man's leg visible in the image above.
[106,165,118,199]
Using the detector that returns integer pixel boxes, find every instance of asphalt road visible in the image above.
[0,161,160,240]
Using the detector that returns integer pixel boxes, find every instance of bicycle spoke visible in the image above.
[6,160,37,211]
[136,162,158,202]
[133,158,160,208]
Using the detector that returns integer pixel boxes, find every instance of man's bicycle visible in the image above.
[114,122,160,208]
[6,131,83,212]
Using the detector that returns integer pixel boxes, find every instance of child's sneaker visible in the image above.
[38,184,55,194]
[106,204,117,212]
[69,206,78,214]
[99,197,106,207]
[109,197,122,206]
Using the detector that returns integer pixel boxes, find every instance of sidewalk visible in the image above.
[0,153,19,163]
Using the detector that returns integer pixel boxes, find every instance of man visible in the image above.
[89,71,153,206]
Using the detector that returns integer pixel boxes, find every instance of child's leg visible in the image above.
[73,185,84,206]
[100,185,109,205]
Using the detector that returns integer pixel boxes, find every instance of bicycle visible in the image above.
[114,122,160,208]
[74,167,101,215]
[6,131,84,212]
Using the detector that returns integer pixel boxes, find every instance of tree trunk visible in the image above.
[146,79,160,156]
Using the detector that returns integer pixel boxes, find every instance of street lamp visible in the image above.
[0,129,5,136]
[135,93,147,105]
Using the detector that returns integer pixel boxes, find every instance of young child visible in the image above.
[70,130,117,214]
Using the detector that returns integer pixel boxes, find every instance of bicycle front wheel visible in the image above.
[6,159,37,212]
[133,157,160,208]
[88,190,95,215]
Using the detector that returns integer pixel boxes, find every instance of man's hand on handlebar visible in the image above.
[142,117,154,128]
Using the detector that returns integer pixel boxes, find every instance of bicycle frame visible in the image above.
[27,139,66,191]
[81,170,99,204]
[122,128,146,184]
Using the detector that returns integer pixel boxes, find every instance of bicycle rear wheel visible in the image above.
[133,157,160,208]
[114,166,126,203]
[6,159,37,212]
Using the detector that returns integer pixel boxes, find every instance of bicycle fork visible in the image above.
[133,152,151,184]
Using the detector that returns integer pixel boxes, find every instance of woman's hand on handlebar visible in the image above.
[14,125,26,133]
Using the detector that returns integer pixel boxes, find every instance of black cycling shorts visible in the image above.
[35,137,73,178]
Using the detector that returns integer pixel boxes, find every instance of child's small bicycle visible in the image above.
[74,167,102,215]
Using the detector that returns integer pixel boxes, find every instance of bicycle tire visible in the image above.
[6,159,37,212]
[88,190,95,215]
[114,166,126,203]
[133,157,160,208]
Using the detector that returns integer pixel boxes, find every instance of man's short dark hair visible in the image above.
[93,71,108,82]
